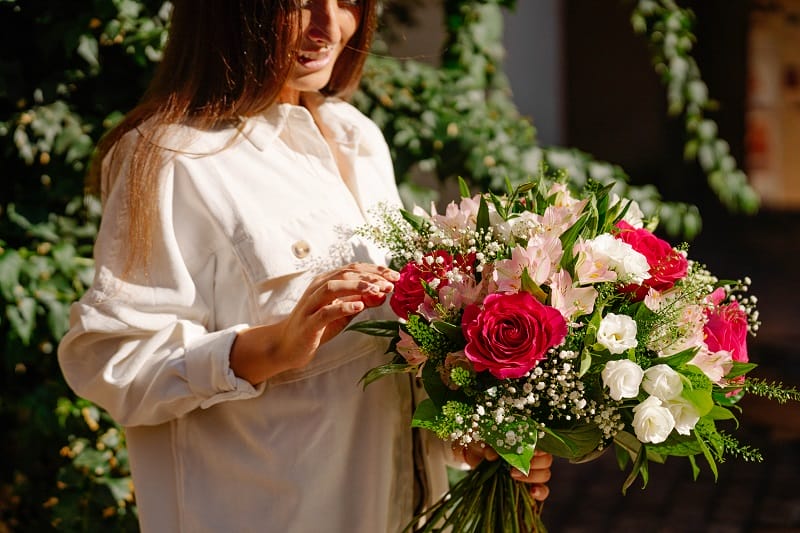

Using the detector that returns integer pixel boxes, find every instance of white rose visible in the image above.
[664,396,701,436]
[642,364,683,400]
[597,313,638,354]
[601,359,644,401]
[632,396,676,444]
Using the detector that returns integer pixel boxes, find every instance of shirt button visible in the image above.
[291,240,311,259]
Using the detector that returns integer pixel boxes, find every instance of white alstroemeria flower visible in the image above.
[632,396,676,444]
[597,313,638,354]
[642,364,683,401]
[601,359,644,401]
[495,211,541,243]
[583,234,650,285]
[664,395,701,435]
[611,194,645,229]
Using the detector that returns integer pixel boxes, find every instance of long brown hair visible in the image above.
[89,0,378,273]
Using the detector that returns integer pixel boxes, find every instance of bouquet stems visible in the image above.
[407,461,547,533]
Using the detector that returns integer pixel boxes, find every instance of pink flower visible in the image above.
[396,330,428,367]
[461,292,567,379]
[615,221,688,300]
[493,237,563,292]
[704,300,749,364]
[549,269,597,320]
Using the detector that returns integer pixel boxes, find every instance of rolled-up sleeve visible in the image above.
[58,147,264,427]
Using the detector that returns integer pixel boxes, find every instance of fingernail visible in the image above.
[380,282,394,292]
[386,270,400,281]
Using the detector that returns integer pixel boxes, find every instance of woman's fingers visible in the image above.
[529,483,550,502]
[510,451,553,484]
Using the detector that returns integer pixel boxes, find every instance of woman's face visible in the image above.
[279,0,361,104]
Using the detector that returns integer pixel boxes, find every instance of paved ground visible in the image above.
[540,209,800,533]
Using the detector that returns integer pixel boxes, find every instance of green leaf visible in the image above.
[346,319,400,337]
[410,398,440,431]
[458,176,471,198]
[96,476,134,505]
[7,296,37,345]
[430,319,462,343]
[496,444,535,477]
[359,363,412,388]
[656,346,699,368]
[647,433,703,457]
[725,361,758,380]
[520,268,548,303]
[420,357,450,408]
[475,194,490,234]
[706,405,736,421]
[0,249,23,301]
[536,424,603,460]
[400,209,429,232]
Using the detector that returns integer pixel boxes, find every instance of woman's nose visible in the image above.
[307,1,341,45]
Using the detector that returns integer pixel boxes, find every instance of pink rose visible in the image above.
[705,300,749,363]
[461,292,567,379]
[615,221,688,300]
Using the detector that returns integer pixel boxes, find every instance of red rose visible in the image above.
[615,221,688,300]
[390,251,454,319]
[705,301,749,363]
[461,292,567,379]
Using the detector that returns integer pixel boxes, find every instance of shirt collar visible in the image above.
[241,98,368,155]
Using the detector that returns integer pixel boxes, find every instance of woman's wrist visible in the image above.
[229,323,293,385]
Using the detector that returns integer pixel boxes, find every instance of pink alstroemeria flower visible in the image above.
[548,269,598,321]
[493,237,563,292]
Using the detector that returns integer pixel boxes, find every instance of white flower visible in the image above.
[664,396,701,435]
[642,364,683,401]
[611,194,645,228]
[597,313,638,354]
[583,234,650,284]
[601,359,644,401]
[632,396,676,444]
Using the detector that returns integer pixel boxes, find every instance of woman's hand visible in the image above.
[231,263,398,384]
[455,442,553,502]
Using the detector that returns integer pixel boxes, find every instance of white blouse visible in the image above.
[58,98,449,533]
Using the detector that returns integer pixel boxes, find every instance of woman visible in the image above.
[58,1,552,531]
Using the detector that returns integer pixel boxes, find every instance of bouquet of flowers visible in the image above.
[350,175,799,532]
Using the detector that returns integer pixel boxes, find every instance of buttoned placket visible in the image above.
[283,106,368,221]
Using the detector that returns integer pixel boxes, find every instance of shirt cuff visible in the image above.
[184,324,266,408]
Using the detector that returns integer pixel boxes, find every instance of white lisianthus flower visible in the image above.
[642,364,683,400]
[664,396,701,435]
[597,313,638,354]
[601,359,644,401]
[632,396,676,444]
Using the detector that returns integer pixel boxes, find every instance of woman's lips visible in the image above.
[296,48,334,70]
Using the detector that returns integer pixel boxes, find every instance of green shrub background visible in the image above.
[0,1,756,530]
